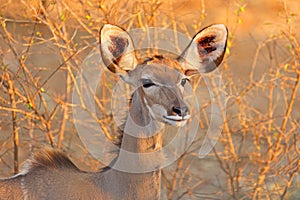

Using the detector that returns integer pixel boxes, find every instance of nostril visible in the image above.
[172,106,189,117]
[172,106,181,116]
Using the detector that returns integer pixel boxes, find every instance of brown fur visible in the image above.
[108,36,129,65]
[23,149,79,172]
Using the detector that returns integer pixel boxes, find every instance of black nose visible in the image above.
[172,106,189,117]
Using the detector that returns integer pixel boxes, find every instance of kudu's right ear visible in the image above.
[100,24,138,79]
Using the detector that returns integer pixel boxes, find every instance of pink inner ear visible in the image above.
[108,36,129,64]
[197,35,217,57]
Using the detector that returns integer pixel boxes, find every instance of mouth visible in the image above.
[163,115,190,126]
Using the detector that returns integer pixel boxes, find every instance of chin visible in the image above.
[163,115,190,127]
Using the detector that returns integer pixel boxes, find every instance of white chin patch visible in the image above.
[163,115,190,127]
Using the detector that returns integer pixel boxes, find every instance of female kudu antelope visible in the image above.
[0,24,227,199]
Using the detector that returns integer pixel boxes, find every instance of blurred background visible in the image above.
[0,0,299,199]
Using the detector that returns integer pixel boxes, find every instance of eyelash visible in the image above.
[141,79,156,88]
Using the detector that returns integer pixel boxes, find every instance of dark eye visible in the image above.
[181,78,189,87]
[141,79,155,88]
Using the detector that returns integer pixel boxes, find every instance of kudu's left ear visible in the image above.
[100,24,138,78]
[178,24,228,76]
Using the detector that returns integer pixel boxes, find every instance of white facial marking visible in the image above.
[145,98,157,120]
[164,114,190,121]
[163,114,190,127]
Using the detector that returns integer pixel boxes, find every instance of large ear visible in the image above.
[100,24,138,78]
[178,24,228,76]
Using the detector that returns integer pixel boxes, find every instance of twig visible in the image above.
[5,73,19,174]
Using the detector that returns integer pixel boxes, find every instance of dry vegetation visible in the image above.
[0,0,299,199]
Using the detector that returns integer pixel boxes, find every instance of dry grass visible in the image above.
[0,0,299,199]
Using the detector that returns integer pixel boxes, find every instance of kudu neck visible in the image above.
[112,89,165,171]
[100,90,163,200]
[119,89,164,153]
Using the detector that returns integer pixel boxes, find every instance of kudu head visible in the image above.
[100,24,227,130]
